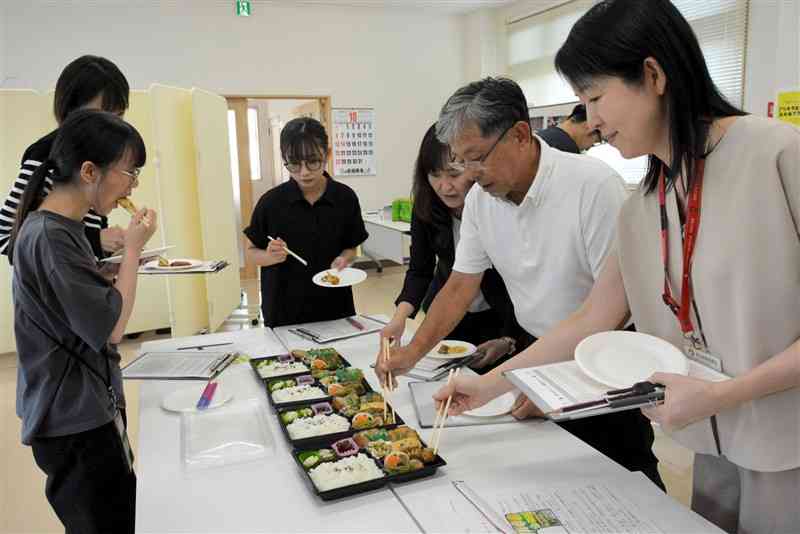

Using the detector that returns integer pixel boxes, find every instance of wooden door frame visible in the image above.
[225,95,332,281]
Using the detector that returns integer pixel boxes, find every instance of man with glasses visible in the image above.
[375,77,663,489]
[537,104,603,154]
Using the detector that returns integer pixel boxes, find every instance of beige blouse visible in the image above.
[617,115,799,472]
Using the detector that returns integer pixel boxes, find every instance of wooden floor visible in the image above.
[0,265,694,533]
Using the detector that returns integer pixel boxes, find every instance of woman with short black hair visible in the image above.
[435,1,799,532]
[1,55,131,260]
[243,117,369,328]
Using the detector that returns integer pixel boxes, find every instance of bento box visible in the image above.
[251,347,351,382]
[293,426,446,500]
[276,390,404,449]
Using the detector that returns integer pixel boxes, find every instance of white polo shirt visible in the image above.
[453,136,625,338]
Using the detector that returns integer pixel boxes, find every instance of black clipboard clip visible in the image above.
[208,352,236,380]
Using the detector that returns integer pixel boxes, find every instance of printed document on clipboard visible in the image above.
[504,360,729,422]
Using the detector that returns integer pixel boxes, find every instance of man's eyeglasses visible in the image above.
[284,160,324,173]
[448,124,514,173]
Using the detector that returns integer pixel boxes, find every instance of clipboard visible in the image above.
[122,351,236,380]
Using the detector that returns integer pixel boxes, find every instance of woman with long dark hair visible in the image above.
[243,117,369,327]
[434,1,799,532]
[1,54,131,260]
[11,109,156,532]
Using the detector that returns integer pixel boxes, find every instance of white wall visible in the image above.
[745,0,800,115]
[0,3,6,87]
[3,1,465,210]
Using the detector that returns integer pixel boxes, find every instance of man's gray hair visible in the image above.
[435,77,531,145]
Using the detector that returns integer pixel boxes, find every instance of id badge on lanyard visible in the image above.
[658,160,723,374]
[683,336,723,373]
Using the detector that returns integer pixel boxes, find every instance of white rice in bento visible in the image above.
[272,385,326,403]
[309,454,385,492]
[258,360,309,378]
[287,414,350,439]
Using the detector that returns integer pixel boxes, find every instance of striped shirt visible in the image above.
[0,130,107,259]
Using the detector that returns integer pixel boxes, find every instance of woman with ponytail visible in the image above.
[11,110,156,533]
[0,54,130,260]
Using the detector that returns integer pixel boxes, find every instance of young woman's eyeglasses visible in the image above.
[448,124,513,173]
[284,160,324,173]
[117,168,141,186]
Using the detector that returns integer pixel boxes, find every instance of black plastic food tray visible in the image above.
[276,401,404,449]
[250,355,312,381]
[293,435,446,501]
[291,450,388,501]
[263,376,333,410]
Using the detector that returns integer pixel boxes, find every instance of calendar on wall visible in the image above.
[332,108,376,176]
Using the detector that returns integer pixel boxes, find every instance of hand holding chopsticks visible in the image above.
[267,235,308,266]
[431,368,460,455]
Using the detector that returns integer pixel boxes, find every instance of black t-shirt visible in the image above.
[0,130,108,260]
[536,126,580,154]
[243,173,369,328]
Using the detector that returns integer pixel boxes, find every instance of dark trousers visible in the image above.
[31,414,136,534]
[447,308,505,348]
[518,330,665,491]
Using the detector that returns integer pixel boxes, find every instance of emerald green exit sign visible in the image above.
[236,0,251,17]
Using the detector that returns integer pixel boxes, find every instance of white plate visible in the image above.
[144,258,203,271]
[101,245,174,264]
[427,340,477,360]
[462,391,517,417]
[312,267,367,288]
[161,384,233,413]
[575,331,689,389]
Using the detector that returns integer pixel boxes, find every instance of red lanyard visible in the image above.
[658,159,705,337]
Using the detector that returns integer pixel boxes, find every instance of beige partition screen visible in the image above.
[0,90,50,353]
[191,89,241,332]
[149,85,209,337]
[106,90,171,334]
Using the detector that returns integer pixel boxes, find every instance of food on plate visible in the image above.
[117,197,137,216]
[332,437,359,458]
[319,367,364,386]
[383,451,416,474]
[271,384,327,403]
[327,381,366,397]
[269,379,295,392]
[351,412,386,430]
[292,348,344,373]
[311,402,333,416]
[256,357,309,378]
[437,343,467,355]
[352,428,390,448]
[307,454,385,492]
[169,260,192,267]
[321,271,340,285]
[299,451,321,469]
[280,407,314,425]
[365,440,393,459]
[388,426,418,441]
[334,391,388,419]
[286,413,350,440]
[157,256,169,267]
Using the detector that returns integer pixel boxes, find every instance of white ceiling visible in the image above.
[259,1,518,15]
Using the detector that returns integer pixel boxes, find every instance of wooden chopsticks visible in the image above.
[381,337,396,424]
[431,367,460,455]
